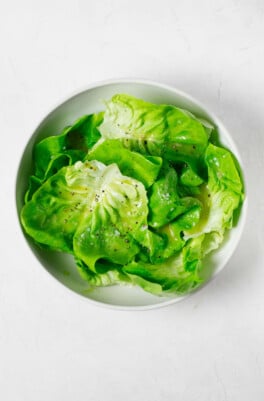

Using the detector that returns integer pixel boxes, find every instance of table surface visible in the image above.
[1,1,263,400]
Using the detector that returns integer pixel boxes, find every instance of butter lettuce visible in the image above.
[87,139,162,188]
[72,161,149,271]
[25,112,103,202]
[124,236,204,295]
[76,258,130,287]
[22,160,150,268]
[20,94,244,296]
[184,143,243,241]
[147,163,202,228]
[99,94,213,175]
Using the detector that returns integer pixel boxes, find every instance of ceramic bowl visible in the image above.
[16,79,247,310]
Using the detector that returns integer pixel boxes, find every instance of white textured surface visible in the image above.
[0,0,263,400]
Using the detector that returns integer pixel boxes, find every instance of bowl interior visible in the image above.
[16,81,246,309]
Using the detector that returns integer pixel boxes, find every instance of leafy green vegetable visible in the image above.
[22,159,152,271]
[203,143,243,230]
[124,236,204,295]
[20,93,244,297]
[147,163,202,228]
[148,165,185,228]
[34,113,103,180]
[99,94,213,175]
[76,258,130,287]
[87,139,162,188]
[25,112,103,201]
[179,164,204,186]
[71,161,149,271]
[184,143,243,241]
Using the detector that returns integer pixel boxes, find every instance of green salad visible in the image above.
[20,94,244,296]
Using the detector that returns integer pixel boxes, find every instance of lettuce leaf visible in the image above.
[86,139,162,188]
[147,163,202,228]
[25,112,103,201]
[21,160,150,270]
[99,94,212,174]
[124,236,204,295]
[72,162,149,271]
[184,143,243,241]
[76,258,130,287]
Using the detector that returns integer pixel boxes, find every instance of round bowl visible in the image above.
[16,79,247,310]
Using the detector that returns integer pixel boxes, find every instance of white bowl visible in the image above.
[16,79,247,310]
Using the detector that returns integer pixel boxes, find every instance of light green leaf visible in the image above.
[99,94,212,172]
[87,139,162,188]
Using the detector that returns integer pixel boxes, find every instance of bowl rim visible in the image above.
[15,77,248,311]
